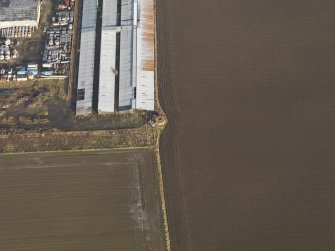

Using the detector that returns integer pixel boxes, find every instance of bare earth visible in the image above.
[157,0,335,250]
[0,150,164,250]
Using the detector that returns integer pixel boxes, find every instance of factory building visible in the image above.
[76,0,97,115]
[76,0,155,115]
[0,0,41,29]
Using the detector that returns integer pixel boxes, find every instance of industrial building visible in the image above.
[0,0,41,29]
[76,0,155,115]
[76,0,97,115]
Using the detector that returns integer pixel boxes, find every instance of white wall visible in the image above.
[0,20,38,29]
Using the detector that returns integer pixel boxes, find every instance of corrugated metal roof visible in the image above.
[98,31,117,113]
[98,0,118,113]
[136,0,155,110]
[81,0,97,29]
[118,0,136,110]
[102,0,118,27]
[76,0,97,115]
[0,0,38,22]
[119,29,134,109]
[117,0,155,111]
[136,71,154,110]
[121,0,134,26]
[76,0,155,114]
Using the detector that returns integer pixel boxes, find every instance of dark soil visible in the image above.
[157,0,335,250]
[0,150,164,250]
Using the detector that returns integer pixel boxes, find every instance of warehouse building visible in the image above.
[76,0,155,115]
[0,0,41,29]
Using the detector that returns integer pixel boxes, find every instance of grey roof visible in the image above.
[102,0,117,27]
[119,29,134,109]
[76,0,97,115]
[118,0,135,109]
[0,0,39,22]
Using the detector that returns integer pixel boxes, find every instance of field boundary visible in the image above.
[153,0,171,249]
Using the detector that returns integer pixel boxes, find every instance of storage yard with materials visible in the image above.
[0,0,165,154]
[0,0,75,131]
[0,0,159,134]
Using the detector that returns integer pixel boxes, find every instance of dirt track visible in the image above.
[157,0,335,250]
[0,150,164,250]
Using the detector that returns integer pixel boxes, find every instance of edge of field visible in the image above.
[153,0,171,249]
[0,143,171,251]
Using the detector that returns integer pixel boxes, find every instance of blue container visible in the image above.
[27,69,38,76]
[41,71,53,76]
[16,70,28,75]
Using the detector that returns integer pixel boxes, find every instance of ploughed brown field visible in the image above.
[157,0,335,250]
[0,150,164,250]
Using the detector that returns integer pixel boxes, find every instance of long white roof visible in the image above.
[119,0,136,110]
[119,29,134,109]
[136,0,155,110]
[99,31,117,113]
[98,0,118,113]
[76,0,97,115]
